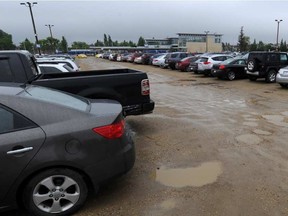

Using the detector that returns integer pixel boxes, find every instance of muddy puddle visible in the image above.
[155,161,223,188]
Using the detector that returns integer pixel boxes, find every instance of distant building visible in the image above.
[144,33,223,52]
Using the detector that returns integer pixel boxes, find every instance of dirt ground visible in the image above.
[12,57,288,216]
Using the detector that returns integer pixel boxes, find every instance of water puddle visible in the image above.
[155,161,223,188]
[235,134,262,145]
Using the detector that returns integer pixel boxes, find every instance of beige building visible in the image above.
[178,33,223,53]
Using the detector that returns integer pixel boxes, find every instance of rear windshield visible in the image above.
[19,86,89,111]
[199,57,208,62]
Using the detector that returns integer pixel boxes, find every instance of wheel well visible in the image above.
[16,166,95,208]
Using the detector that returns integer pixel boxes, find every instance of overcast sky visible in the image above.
[0,0,287,46]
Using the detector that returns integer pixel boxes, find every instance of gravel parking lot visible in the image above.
[12,57,288,216]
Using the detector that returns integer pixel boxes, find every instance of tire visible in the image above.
[280,83,288,88]
[248,75,257,81]
[23,168,88,216]
[265,70,277,83]
[227,71,236,81]
[247,59,259,72]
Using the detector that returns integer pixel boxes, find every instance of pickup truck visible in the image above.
[0,50,154,116]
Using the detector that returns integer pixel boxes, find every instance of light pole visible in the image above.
[45,24,55,53]
[275,19,283,50]
[20,2,41,55]
[204,31,209,52]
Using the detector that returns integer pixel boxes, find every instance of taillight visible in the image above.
[141,79,150,95]
[204,61,211,65]
[219,65,225,70]
[93,119,125,139]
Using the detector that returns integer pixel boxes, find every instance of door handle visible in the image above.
[7,147,34,155]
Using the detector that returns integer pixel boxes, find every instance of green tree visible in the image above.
[71,41,89,49]
[257,41,265,51]
[60,36,68,53]
[94,40,104,46]
[250,39,257,51]
[137,36,145,46]
[280,39,287,52]
[108,35,113,46]
[238,26,250,52]
[103,34,108,46]
[0,29,15,50]
[19,38,34,52]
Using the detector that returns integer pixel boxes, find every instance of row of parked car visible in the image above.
[98,51,288,87]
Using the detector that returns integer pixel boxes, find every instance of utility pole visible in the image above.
[45,24,55,53]
[275,19,283,50]
[20,2,41,55]
[204,31,209,52]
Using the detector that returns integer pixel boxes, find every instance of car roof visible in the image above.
[0,83,24,95]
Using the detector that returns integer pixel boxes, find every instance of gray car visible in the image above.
[276,66,288,87]
[0,83,135,215]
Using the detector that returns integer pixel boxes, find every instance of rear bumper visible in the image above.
[123,99,155,116]
[276,74,288,84]
[84,136,136,191]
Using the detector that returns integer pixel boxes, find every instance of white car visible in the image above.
[152,54,166,67]
[276,66,288,87]
[197,54,233,76]
[36,58,80,71]
[38,63,74,74]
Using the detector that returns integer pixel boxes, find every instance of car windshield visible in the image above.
[19,86,89,111]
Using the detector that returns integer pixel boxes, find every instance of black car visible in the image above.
[0,83,135,215]
[211,58,247,80]
[246,51,288,82]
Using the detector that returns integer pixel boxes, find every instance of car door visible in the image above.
[0,105,46,202]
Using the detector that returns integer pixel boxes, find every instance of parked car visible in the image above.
[36,58,80,72]
[152,54,167,67]
[127,53,142,63]
[276,66,288,87]
[141,53,154,65]
[48,54,75,61]
[176,56,199,72]
[166,52,190,70]
[0,50,155,116]
[188,58,202,73]
[117,53,130,62]
[246,51,288,83]
[149,53,166,65]
[38,63,75,73]
[134,55,143,64]
[0,83,135,215]
[197,54,233,76]
[211,58,247,80]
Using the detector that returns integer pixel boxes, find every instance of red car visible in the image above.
[176,56,199,72]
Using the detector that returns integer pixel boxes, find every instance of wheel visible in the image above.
[23,168,88,216]
[227,71,236,81]
[248,75,257,81]
[280,83,288,88]
[247,59,259,72]
[265,70,277,83]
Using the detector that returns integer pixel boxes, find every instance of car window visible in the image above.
[63,64,74,72]
[212,56,223,61]
[19,86,89,111]
[267,54,278,62]
[0,58,14,82]
[41,66,62,74]
[171,53,178,58]
[0,105,36,134]
[199,57,208,62]
[280,54,288,62]
[180,53,187,58]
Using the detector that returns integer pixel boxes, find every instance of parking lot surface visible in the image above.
[13,57,288,216]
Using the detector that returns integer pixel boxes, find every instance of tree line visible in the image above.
[0,28,287,53]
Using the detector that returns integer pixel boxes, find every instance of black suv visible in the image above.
[246,51,288,83]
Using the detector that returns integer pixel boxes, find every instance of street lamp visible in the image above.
[275,19,283,50]
[20,2,41,55]
[204,31,209,52]
[45,24,55,53]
